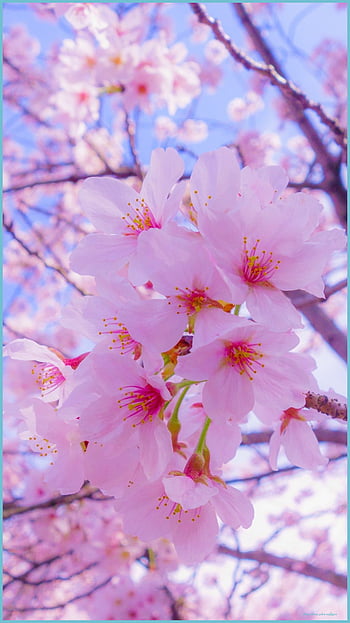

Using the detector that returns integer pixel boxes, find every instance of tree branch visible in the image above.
[218,545,347,589]
[242,428,347,446]
[190,2,347,227]
[300,303,347,363]
[3,484,109,520]
[305,391,347,421]
[3,217,87,296]
[3,166,137,193]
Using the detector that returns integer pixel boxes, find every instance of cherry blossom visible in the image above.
[176,316,318,422]
[3,338,89,404]
[191,147,346,330]
[269,407,329,471]
[70,147,184,279]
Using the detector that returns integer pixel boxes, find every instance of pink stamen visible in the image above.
[117,384,163,425]
[173,286,219,315]
[224,340,264,380]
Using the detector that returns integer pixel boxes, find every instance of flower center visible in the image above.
[32,353,89,397]
[28,434,58,463]
[137,84,148,95]
[241,237,281,286]
[155,494,201,523]
[281,407,306,433]
[122,198,160,237]
[32,362,66,397]
[224,340,264,380]
[99,316,140,356]
[173,286,224,316]
[117,384,163,426]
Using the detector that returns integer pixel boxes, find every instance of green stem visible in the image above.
[195,416,212,455]
[147,548,156,570]
[168,385,191,431]
[175,379,201,390]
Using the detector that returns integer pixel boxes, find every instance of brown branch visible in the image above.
[190,3,347,227]
[226,454,346,485]
[287,279,347,309]
[3,576,112,613]
[242,428,347,446]
[300,303,347,363]
[3,166,137,193]
[190,4,346,148]
[218,545,347,589]
[232,3,347,149]
[305,391,347,422]
[3,484,109,520]
[3,218,87,296]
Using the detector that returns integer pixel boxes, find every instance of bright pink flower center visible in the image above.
[117,384,164,426]
[224,340,264,380]
[78,91,89,103]
[281,407,306,433]
[241,237,281,285]
[32,362,66,397]
[122,198,160,237]
[174,286,220,314]
[32,352,89,397]
[99,316,139,355]
[155,493,202,524]
[63,352,89,369]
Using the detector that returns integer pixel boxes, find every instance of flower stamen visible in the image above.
[241,237,281,286]
[224,340,264,380]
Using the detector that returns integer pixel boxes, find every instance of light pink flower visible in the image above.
[128,228,233,350]
[178,119,208,143]
[176,316,317,423]
[191,147,346,330]
[117,454,253,564]
[77,350,173,480]
[3,338,89,404]
[269,407,329,471]
[17,398,86,495]
[70,147,184,279]
[227,91,264,122]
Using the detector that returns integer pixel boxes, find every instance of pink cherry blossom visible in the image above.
[176,316,317,423]
[16,398,86,495]
[76,350,173,480]
[191,148,346,330]
[3,338,89,404]
[117,452,253,565]
[269,407,329,471]
[128,228,234,350]
[227,91,264,122]
[70,147,184,279]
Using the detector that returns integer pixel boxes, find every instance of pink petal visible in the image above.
[172,503,219,564]
[283,419,329,470]
[213,484,254,529]
[70,233,134,276]
[163,474,218,510]
[246,285,303,330]
[141,147,184,223]
[79,176,138,232]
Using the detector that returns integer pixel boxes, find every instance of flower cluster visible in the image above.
[4,147,346,564]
